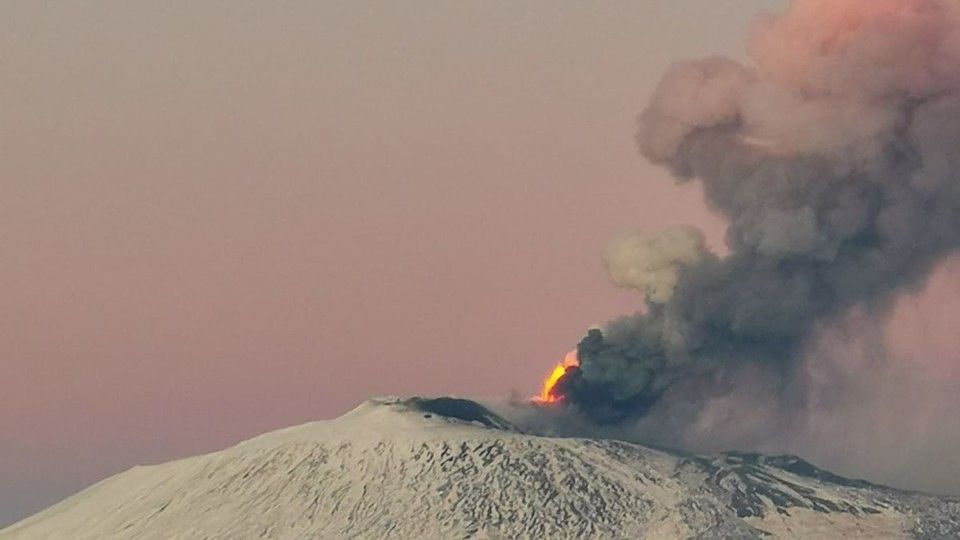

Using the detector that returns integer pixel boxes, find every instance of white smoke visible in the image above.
[603,226,711,304]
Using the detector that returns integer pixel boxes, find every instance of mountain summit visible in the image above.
[3,397,959,539]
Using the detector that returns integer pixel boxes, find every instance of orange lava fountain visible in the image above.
[534,350,580,403]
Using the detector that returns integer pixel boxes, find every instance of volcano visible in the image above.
[3,397,959,539]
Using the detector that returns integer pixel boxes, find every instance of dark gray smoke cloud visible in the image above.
[550,0,960,436]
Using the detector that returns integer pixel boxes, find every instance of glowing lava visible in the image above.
[535,350,579,404]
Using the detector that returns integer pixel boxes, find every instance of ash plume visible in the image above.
[552,0,960,436]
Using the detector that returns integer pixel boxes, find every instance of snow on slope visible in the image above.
[3,397,960,539]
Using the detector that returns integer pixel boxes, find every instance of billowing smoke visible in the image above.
[602,226,710,304]
[551,0,960,437]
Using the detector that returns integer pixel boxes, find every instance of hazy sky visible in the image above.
[2,0,884,526]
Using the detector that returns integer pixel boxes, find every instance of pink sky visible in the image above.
[22,0,941,525]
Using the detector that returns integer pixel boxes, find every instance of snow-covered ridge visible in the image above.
[232,396,523,452]
[3,397,959,539]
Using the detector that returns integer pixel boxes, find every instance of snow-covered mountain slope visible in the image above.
[3,397,960,539]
